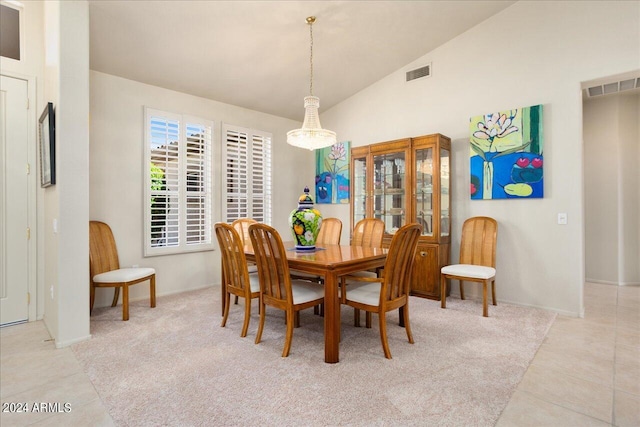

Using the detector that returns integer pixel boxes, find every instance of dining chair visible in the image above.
[289,217,342,314]
[215,222,261,337]
[440,216,498,317]
[346,218,385,327]
[316,217,342,246]
[89,221,156,321]
[248,223,324,357]
[340,223,422,359]
[231,218,258,305]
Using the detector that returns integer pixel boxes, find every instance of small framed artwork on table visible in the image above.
[39,102,56,187]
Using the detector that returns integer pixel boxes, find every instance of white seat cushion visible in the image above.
[344,282,381,307]
[441,264,495,280]
[291,280,324,305]
[93,267,155,283]
[247,264,258,274]
[248,273,261,293]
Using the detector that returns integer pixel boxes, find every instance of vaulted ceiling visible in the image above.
[89,1,516,121]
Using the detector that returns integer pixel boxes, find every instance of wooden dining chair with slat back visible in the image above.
[248,223,324,357]
[316,217,342,246]
[440,216,498,317]
[89,221,156,321]
[231,218,258,305]
[345,218,385,326]
[340,223,422,359]
[215,222,260,337]
[288,217,342,316]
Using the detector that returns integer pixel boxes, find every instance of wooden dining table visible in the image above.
[221,242,388,363]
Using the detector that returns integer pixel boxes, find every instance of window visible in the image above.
[222,124,272,224]
[0,3,21,61]
[144,108,213,256]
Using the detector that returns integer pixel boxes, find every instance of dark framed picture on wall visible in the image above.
[39,102,55,187]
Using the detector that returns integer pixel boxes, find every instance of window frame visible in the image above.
[144,107,214,256]
[222,123,272,224]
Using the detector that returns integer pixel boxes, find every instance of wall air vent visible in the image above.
[583,72,640,98]
[406,63,431,82]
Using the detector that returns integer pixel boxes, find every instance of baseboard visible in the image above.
[586,278,619,285]
[93,284,216,308]
[586,278,640,286]
[55,334,92,348]
[446,292,580,318]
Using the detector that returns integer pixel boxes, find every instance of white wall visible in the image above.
[584,96,621,283]
[89,71,312,308]
[618,94,640,285]
[322,1,640,315]
[584,93,640,286]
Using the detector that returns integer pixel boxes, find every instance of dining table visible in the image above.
[221,242,388,363]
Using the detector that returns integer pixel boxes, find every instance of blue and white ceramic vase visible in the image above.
[288,186,323,251]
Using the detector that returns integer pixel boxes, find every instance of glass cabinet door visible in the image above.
[414,146,434,237]
[352,154,368,225]
[373,151,406,234]
[440,147,450,237]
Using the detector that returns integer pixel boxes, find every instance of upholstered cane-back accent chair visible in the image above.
[248,223,324,357]
[440,216,498,317]
[89,221,156,321]
[341,223,422,359]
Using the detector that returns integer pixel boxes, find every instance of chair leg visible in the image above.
[221,292,231,327]
[366,312,372,328]
[234,295,239,305]
[314,305,319,315]
[122,285,129,321]
[282,310,295,357]
[492,280,497,306]
[379,312,391,359]
[460,280,465,300]
[354,308,361,327]
[150,275,156,308]
[241,297,251,338]
[482,280,488,317]
[112,287,120,307]
[403,303,414,344]
[255,301,266,344]
[294,311,300,328]
[440,275,447,309]
[90,283,96,314]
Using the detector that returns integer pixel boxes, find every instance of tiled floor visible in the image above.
[497,283,640,426]
[0,282,638,426]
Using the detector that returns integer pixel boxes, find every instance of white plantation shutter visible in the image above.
[223,124,272,224]
[145,108,214,256]
[184,119,212,246]
[251,133,272,223]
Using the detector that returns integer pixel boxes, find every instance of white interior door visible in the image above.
[0,75,30,325]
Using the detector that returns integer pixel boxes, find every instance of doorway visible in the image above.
[0,74,35,326]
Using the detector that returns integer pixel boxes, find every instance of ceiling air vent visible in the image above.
[406,64,431,82]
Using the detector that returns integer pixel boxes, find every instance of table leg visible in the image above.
[324,272,340,363]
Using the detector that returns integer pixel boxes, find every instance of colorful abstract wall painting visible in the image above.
[470,104,543,199]
[315,141,350,204]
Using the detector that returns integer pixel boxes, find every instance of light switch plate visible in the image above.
[557,213,568,225]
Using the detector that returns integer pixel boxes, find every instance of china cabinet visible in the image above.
[350,134,451,299]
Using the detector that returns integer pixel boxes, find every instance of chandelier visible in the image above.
[287,16,337,150]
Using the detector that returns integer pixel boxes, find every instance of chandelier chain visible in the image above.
[309,21,314,96]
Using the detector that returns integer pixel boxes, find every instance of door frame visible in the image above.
[1,70,39,322]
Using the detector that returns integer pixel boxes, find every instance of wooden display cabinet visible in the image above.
[350,134,451,300]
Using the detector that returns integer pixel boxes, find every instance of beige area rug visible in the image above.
[72,286,555,426]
